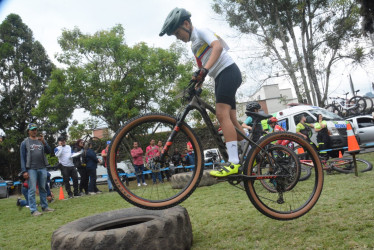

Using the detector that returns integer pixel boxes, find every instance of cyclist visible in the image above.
[242,101,262,139]
[160,8,246,177]
[267,117,290,146]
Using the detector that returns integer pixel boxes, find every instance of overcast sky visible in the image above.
[1,0,373,124]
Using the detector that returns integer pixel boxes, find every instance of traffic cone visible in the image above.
[346,123,361,154]
[297,147,304,154]
[59,186,65,200]
[339,151,343,158]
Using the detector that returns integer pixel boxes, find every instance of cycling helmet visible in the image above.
[268,117,278,124]
[246,101,261,112]
[159,8,191,36]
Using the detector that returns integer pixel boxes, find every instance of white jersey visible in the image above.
[54,145,74,167]
[190,27,234,79]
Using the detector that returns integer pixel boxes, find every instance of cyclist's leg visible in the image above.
[210,63,242,177]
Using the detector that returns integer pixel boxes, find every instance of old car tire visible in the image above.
[51,206,192,250]
[170,170,217,189]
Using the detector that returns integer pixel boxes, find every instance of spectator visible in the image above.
[181,149,189,167]
[172,148,182,166]
[131,141,147,187]
[54,136,81,198]
[72,139,89,195]
[146,139,163,184]
[157,140,170,181]
[85,142,102,194]
[186,141,195,166]
[314,114,331,158]
[296,115,314,142]
[16,171,29,209]
[20,123,54,216]
[46,172,54,203]
[101,141,114,192]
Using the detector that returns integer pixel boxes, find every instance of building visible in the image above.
[237,84,298,122]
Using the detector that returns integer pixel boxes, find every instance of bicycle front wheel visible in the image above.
[243,132,324,220]
[331,158,373,173]
[107,113,204,210]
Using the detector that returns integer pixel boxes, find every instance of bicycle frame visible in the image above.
[159,87,278,181]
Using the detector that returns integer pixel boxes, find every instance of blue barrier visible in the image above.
[319,146,348,153]
[0,162,216,186]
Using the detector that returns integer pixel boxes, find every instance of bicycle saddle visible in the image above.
[245,111,272,120]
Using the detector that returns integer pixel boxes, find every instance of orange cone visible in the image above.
[59,186,65,200]
[297,147,304,154]
[346,123,361,154]
[339,151,343,158]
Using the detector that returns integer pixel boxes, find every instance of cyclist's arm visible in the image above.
[203,40,222,70]
[241,122,252,130]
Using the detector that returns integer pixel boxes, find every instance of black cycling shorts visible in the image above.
[214,63,242,109]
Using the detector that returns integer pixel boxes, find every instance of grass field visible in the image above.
[1,153,374,249]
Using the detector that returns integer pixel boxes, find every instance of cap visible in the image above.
[107,141,111,145]
[27,123,38,131]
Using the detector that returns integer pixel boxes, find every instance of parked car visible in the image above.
[274,105,349,152]
[96,156,135,183]
[0,176,14,199]
[346,115,374,148]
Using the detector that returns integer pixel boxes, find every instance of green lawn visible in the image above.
[1,153,374,249]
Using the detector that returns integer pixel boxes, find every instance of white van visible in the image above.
[273,105,348,154]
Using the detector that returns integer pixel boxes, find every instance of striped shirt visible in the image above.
[190,27,234,79]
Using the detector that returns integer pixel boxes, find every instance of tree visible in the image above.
[0,14,54,177]
[35,24,194,133]
[213,0,374,106]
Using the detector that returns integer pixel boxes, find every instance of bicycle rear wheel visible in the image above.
[89,137,103,154]
[243,132,323,220]
[330,158,373,173]
[256,145,300,193]
[107,113,204,210]
[349,96,366,115]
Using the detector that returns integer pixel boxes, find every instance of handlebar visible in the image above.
[184,80,202,101]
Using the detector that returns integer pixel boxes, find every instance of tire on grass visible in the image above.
[51,206,192,250]
[170,170,217,189]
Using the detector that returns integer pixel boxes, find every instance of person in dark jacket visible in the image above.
[85,142,102,195]
[72,139,89,195]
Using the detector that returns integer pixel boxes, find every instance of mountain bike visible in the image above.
[299,157,372,181]
[108,80,324,220]
[81,133,103,153]
[325,92,366,117]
